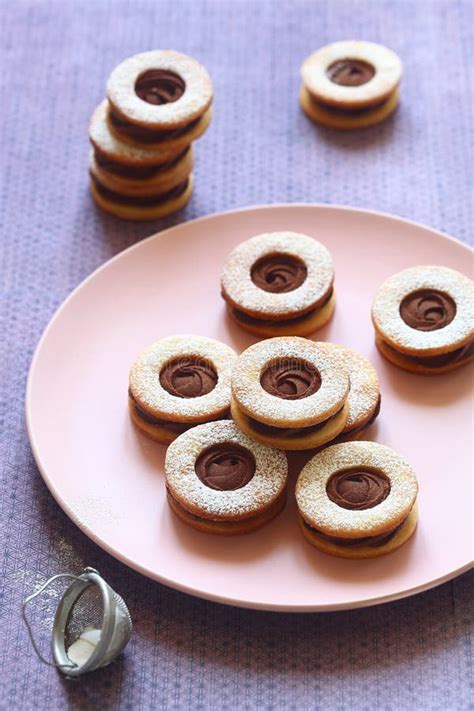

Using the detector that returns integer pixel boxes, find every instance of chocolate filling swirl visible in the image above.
[135,70,185,105]
[160,357,217,398]
[251,254,307,293]
[260,359,321,400]
[400,290,456,331]
[326,468,390,510]
[195,443,256,491]
[327,59,375,86]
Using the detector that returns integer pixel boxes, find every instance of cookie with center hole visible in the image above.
[129,335,238,443]
[300,40,402,129]
[231,337,350,450]
[295,441,418,558]
[106,50,213,149]
[221,232,335,337]
[165,420,288,535]
[372,266,474,375]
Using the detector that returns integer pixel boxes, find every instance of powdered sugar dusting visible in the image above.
[53,537,86,570]
[221,232,334,318]
[165,421,288,517]
[372,266,474,353]
[232,337,349,426]
[296,441,418,536]
[69,494,126,533]
[107,50,213,127]
[318,343,379,429]
[130,335,237,420]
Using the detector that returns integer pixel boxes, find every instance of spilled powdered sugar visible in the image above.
[14,538,85,629]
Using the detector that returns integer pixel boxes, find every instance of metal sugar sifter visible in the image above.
[22,567,132,677]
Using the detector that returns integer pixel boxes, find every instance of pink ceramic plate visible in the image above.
[26,205,473,611]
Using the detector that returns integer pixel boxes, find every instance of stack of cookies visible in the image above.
[89,50,213,220]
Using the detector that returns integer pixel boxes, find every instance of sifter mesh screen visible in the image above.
[64,583,104,649]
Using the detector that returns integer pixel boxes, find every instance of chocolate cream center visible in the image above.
[383,339,474,367]
[400,289,456,331]
[159,357,217,398]
[327,59,375,86]
[94,148,187,179]
[260,358,321,400]
[327,468,390,510]
[251,254,307,293]
[135,70,185,105]
[195,443,256,491]
[92,177,188,206]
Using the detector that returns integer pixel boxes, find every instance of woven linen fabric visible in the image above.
[1,1,473,709]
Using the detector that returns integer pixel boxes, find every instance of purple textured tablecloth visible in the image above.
[1,1,473,709]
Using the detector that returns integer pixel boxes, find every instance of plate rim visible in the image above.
[25,202,474,612]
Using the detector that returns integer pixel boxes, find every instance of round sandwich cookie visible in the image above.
[106,50,213,148]
[372,266,474,375]
[106,101,212,152]
[89,100,183,167]
[129,335,238,443]
[221,232,335,337]
[165,420,288,535]
[90,173,193,221]
[300,40,402,129]
[89,146,193,197]
[318,343,381,442]
[295,441,418,558]
[231,337,350,451]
